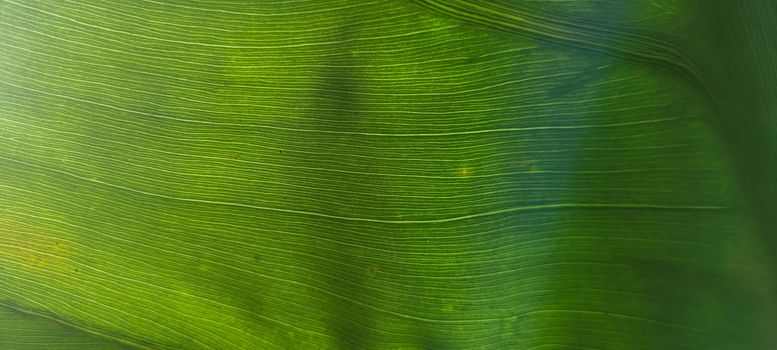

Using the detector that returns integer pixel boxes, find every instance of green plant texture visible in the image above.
[1,1,776,349]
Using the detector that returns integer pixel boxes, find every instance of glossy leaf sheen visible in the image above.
[1,0,776,349]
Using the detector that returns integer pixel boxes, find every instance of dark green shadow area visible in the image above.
[685,0,777,270]
[0,302,141,350]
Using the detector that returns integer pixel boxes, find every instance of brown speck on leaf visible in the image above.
[367,266,378,277]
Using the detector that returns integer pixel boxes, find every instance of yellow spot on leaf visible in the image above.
[53,242,68,253]
[28,254,46,268]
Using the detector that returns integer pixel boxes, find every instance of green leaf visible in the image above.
[1,0,775,349]
[0,303,137,350]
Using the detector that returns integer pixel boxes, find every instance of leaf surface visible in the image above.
[1,0,775,349]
